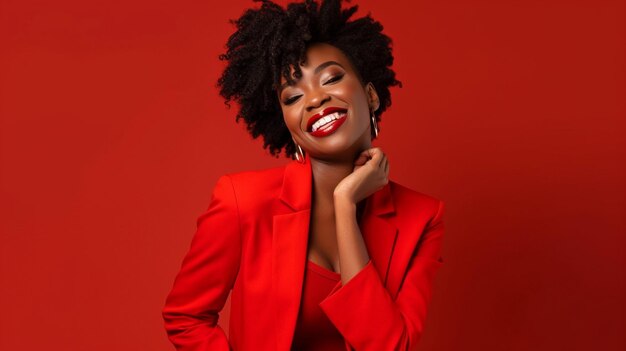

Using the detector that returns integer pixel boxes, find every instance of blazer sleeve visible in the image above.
[162,175,241,351]
[319,200,446,351]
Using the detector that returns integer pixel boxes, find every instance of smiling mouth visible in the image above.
[307,111,348,137]
[307,106,348,131]
[310,111,348,132]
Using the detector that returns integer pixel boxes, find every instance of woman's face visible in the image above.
[277,42,380,161]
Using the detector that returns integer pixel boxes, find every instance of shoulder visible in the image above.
[213,163,288,210]
[222,163,286,193]
[388,179,445,224]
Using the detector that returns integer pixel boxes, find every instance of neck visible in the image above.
[310,157,354,204]
[309,149,369,213]
[309,157,367,221]
[307,134,372,211]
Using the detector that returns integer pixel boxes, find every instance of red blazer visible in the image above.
[162,153,446,351]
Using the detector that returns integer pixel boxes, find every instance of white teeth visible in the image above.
[311,112,345,132]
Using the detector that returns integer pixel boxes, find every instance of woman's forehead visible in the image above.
[280,43,354,82]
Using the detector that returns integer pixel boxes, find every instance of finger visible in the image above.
[376,154,384,169]
[369,147,384,167]
[354,153,368,166]
[355,148,375,165]
[354,149,372,165]
[377,151,386,168]
[379,156,387,171]
[357,148,372,159]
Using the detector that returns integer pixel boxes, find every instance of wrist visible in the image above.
[334,193,356,209]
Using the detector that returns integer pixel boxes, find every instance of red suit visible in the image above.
[162,153,446,350]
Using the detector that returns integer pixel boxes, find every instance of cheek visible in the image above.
[330,81,366,106]
[281,108,300,131]
[347,87,370,116]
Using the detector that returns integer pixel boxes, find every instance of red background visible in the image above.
[1,0,624,350]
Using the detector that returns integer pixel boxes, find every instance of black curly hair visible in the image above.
[216,0,402,159]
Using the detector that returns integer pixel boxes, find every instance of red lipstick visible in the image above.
[307,107,348,137]
[309,114,347,137]
[306,106,348,132]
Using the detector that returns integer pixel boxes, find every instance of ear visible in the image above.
[366,82,380,112]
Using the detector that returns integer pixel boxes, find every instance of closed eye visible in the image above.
[324,74,344,84]
[284,95,301,105]
[282,74,344,105]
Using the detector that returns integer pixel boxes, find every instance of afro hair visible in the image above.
[216,0,402,159]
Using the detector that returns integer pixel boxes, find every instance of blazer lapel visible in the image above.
[272,153,312,351]
[271,153,398,351]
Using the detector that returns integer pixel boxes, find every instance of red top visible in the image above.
[291,259,346,350]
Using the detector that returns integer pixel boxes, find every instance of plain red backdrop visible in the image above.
[1,0,624,350]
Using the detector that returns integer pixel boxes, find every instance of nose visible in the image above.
[305,88,331,112]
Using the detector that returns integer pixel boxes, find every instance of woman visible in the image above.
[162,0,446,350]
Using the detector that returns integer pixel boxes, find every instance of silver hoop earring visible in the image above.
[371,113,379,138]
[294,142,305,163]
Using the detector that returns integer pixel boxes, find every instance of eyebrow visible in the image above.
[278,61,345,93]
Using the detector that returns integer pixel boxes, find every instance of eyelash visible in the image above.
[325,75,343,84]
[283,74,344,105]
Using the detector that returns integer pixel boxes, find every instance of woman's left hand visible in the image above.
[334,147,390,204]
